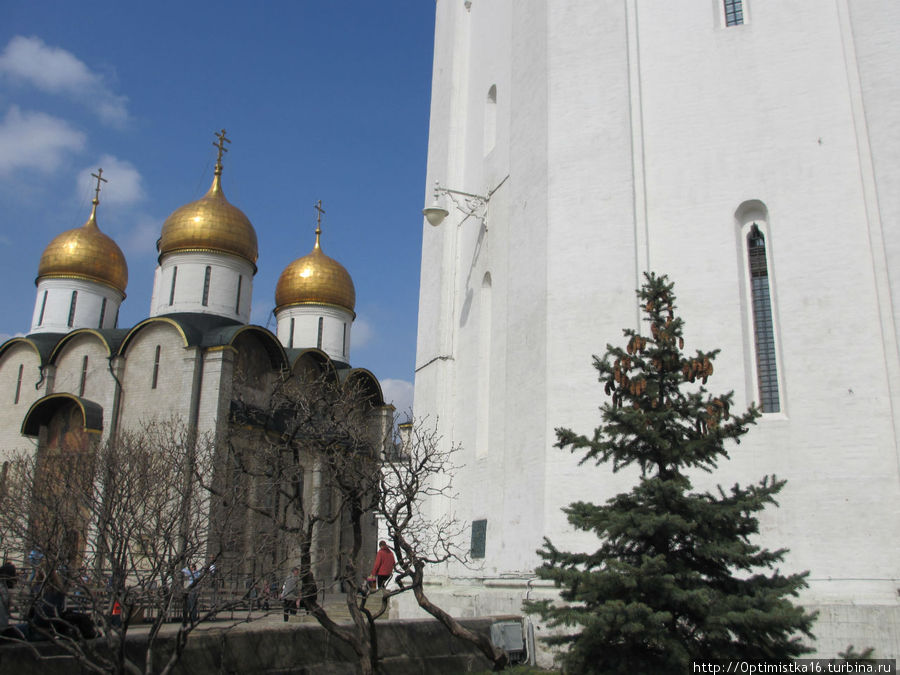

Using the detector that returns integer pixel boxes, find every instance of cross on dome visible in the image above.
[91,168,107,205]
[314,199,325,246]
[213,129,230,174]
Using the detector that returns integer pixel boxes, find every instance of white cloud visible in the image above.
[352,316,373,349]
[0,36,129,126]
[381,378,414,418]
[119,217,160,257]
[0,106,85,174]
[77,155,144,206]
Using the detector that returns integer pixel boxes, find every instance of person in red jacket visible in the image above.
[371,540,395,589]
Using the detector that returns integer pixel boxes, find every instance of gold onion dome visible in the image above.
[37,189,128,295]
[158,132,258,267]
[275,225,356,314]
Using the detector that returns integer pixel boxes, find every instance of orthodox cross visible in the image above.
[314,200,325,235]
[91,168,108,204]
[213,129,230,167]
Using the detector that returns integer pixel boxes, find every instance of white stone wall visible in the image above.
[31,278,124,334]
[51,333,119,439]
[413,0,900,656]
[117,322,200,430]
[0,342,43,460]
[275,304,354,362]
[150,251,254,323]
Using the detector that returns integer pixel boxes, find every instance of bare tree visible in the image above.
[0,421,259,675]
[377,419,509,671]
[222,364,511,673]
[218,369,389,675]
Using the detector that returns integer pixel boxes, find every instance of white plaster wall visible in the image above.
[51,333,118,440]
[151,251,254,323]
[412,0,900,656]
[0,343,43,459]
[275,304,354,363]
[117,323,198,430]
[31,278,124,334]
[195,346,235,447]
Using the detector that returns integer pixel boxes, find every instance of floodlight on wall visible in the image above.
[422,175,509,229]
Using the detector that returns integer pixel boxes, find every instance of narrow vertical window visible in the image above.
[342,323,347,356]
[114,307,119,328]
[289,318,295,349]
[67,291,78,327]
[202,266,212,306]
[747,224,779,412]
[79,355,89,397]
[152,345,161,390]
[38,291,48,326]
[484,85,497,155]
[14,364,23,404]
[724,0,744,26]
[98,297,107,328]
[235,275,243,313]
[169,266,178,305]
[317,317,324,350]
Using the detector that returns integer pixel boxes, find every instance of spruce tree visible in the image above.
[526,272,815,674]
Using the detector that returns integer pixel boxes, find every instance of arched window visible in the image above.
[38,291,48,326]
[14,364,23,404]
[152,345,161,389]
[169,266,178,305]
[202,266,212,306]
[746,224,780,412]
[67,291,78,328]
[79,355,89,397]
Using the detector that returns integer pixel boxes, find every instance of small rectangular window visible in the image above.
[471,519,487,559]
[235,275,243,313]
[67,290,78,327]
[342,323,347,356]
[289,318,295,349]
[169,267,178,305]
[317,317,324,350]
[724,0,744,26]
[98,297,107,328]
[202,266,212,307]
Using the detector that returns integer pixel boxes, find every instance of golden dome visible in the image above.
[275,228,356,314]
[158,143,258,267]
[37,201,128,295]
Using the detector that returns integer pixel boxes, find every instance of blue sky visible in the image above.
[0,1,436,415]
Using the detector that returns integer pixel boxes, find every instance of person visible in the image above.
[371,540,395,590]
[181,563,200,626]
[280,567,300,622]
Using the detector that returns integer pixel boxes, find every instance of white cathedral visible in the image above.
[0,133,388,583]
[407,0,900,660]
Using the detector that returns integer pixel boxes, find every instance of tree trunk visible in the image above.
[412,583,508,671]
